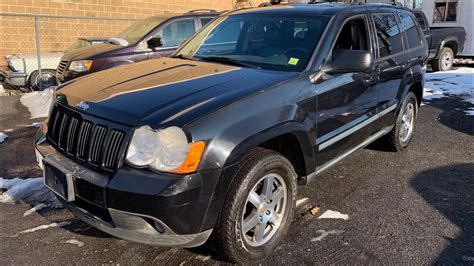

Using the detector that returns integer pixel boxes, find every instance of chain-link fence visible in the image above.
[0,13,139,92]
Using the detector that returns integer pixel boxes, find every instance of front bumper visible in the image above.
[36,142,222,247]
[0,66,27,87]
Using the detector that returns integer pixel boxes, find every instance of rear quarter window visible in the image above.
[398,13,423,49]
[372,14,403,58]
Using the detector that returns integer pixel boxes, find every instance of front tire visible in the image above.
[28,69,57,91]
[383,92,418,152]
[432,47,454,71]
[215,148,297,263]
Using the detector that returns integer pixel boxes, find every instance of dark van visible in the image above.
[56,10,219,83]
[37,3,427,264]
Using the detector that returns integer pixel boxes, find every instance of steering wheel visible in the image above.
[283,47,309,57]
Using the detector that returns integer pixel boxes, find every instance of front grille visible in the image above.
[47,105,128,172]
[56,60,69,77]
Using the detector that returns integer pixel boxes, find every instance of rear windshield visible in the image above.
[175,15,330,72]
[115,17,165,45]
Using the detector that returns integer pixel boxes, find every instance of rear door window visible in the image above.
[414,12,427,31]
[200,17,214,27]
[398,13,423,48]
[372,14,403,57]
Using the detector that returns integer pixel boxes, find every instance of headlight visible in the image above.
[68,60,93,72]
[126,126,205,174]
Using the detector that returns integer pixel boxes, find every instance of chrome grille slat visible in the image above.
[66,117,79,152]
[47,106,128,172]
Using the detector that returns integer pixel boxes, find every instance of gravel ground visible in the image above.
[0,92,473,265]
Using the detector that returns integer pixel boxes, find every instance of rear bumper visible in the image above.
[0,66,27,87]
[36,142,223,247]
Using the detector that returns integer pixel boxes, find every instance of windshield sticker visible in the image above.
[288,58,299,65]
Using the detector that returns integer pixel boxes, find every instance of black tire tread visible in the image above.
[214,147,297,263]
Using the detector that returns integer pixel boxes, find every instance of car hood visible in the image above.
[61,43,122,61]
[56,57,297,128]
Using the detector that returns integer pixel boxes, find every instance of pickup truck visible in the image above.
[35,3,427,263]
[414,11,465,71]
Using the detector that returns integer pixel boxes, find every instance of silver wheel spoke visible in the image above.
[242,211,259,234]
[249,191,262,208]
[270,187,284,209]
[269,212,281,225]
[254,222,266,242]
[263,175,274,199]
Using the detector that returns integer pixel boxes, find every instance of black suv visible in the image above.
[36,3,427,263]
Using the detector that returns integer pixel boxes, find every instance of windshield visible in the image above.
[175,15,330,72]
[115,17,165,45]
[65,39,91,52]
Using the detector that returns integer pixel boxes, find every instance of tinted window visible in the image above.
[398,13,423,48]
[200,18,214,26]
[372,14,403,57]
[414,12,427,30]
[176,15,330,72]
[154,19,196,48]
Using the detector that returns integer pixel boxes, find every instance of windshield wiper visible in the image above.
[200,56,259,69]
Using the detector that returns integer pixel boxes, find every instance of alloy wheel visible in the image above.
[241,173,288,247]
[399,102,415,143]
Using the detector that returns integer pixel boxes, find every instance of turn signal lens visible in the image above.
[170,141,206,174]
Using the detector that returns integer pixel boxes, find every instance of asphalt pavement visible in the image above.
[0,94,473,265]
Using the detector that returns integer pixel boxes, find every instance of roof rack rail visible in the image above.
[187,9,217,13]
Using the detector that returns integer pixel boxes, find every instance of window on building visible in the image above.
[372,14,403,58]
[398,13,423,48]
[433,0,458,23]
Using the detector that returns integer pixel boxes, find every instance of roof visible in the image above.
[227,3,409,17]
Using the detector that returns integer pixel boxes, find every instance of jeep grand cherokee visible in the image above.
[35,3,427,263]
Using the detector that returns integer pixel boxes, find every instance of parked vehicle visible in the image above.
[414,10,465,71]
[0,37,109,91]
[56,10,219,84]
[420,0,473,59]
[35,3,427,263]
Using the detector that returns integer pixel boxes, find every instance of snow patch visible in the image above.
[20,88,54,119]
[0,132,7,143]
[0,177,62,208]
[23,203,48,217]
[19,221,71,234]
[0,84,5,96]
[311,229,344,242]
[318,210,349,220]
[424,68,474,106]
[65,239,84,247]
[4,129,14,132]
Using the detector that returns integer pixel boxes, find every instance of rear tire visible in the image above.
[432,47,454,71]
[382,92,418,152]
[214,148,297,264]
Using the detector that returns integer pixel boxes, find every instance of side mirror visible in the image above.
[147,37,163,50]
[325,49,374,74]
